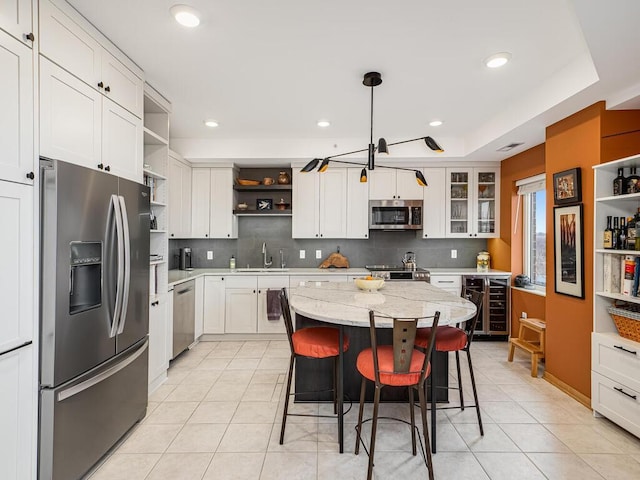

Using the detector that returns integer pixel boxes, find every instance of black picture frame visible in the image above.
[553,168,582,205]
[257,198,273,210]
[553,204,584,298]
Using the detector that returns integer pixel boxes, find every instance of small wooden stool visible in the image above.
[508,318,546,377]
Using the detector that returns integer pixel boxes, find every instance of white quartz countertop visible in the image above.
[428,268,511,276]
[168,267,369,287]
[289,281,476,328]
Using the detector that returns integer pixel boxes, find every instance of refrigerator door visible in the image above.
[39,338,148,480]
[116,178,150,353]
[40,159,118,387]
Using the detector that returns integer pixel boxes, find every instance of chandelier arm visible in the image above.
[325,159,369,167]
[386,136,426,147]
[325,147,370,159]
[373,165,421,172]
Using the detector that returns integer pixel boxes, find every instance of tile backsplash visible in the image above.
[168,217,487,270]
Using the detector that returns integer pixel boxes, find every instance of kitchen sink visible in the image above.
[235,268,289,272]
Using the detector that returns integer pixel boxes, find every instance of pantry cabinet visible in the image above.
[369,169,424,200]
[0,30,33,184]
[191,168,238,239]
[0,0,32,46]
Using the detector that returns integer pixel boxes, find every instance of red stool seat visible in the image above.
[292,327,350,358]
[356,346,430,387]
[415,326,467,352]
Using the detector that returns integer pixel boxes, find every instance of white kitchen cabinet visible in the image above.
[225,289,258,334]
[422,168,446,238]
[168,151,192,239]
[445,167,500,238]
[190,168,211,238]
[39,0,143,117]
[203,276,226,334]
[289,275,349,286]
[257,276,289,334]
[0,180,33,353]
[369,169,424,200]
[102,97,143,181]
[292,168,347,238]
[0,30,33,184]
[430,274,462,296]
[0,344,34,480]
[190,168,237,239]
[194,276,204,339]
[148,294,169,390]
[0,0,33,46]
[346,168,369,239]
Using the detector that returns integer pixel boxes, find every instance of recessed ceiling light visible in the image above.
[204,120,218,128]
[170,4,201,28]
[485,52,512,69]
[429,120,443,127]
[317,120,331,128]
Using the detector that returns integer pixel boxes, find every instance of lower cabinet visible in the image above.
[225,289,258,334]
[0,344,35,480]
[203,276,226,334]
[430,274,462,296]
[148,294,169,389]
[257,276,290,334]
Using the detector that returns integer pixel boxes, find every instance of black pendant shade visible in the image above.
[301,72,443,186]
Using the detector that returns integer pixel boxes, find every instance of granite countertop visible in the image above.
[428,268,512,276]
[289,281,477,328]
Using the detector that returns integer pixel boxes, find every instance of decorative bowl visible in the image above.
[236,178,260,186]
[354,276,385,291]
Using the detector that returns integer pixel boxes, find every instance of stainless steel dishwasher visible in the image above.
[173,280,195,358]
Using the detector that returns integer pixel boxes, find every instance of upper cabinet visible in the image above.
[0,30,33,184]
[39,0,143,118]
[369,169,424,200]
[422,168,446,239]
[168,151,192,239]
[0,0,33,46]
[292,169,347,238]
[191,167,237,239]
[346,168,369,239]
[445,167,500,238]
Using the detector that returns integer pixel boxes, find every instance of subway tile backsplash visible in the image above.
[169,217,486,270]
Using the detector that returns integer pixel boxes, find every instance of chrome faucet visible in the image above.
[280,249,286,269]
[262,242,273,268]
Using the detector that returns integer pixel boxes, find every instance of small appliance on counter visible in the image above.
[179,247,192,270]
[402,251,417,270]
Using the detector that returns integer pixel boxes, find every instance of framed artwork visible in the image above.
[257,198,273,210]
[553,168,582,205]
[553,204,584,298]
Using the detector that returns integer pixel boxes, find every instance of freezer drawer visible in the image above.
[39,339,148,480]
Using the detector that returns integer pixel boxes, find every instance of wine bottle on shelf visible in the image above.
[626,216,636,250]
[612,217,620,249]
[613,168,626,195]
[627,167,640,194]
[604,215,613,249]
[619,217,627,250]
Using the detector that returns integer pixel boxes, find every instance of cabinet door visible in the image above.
[168,155,191,238]
[368,169,396,200]
[190,168,211,238]
[102,97,143,182]
[0,181,33,352]
[181,162,192,238]
[40,58,101,170]
[445,168,472,238]
[257,276,289,334]
[0,0,32,45]
[319,169,347,238]
[292,170,319,238]
[101,50,143,119]
[0,31,33,184]
[395,170,424,200]
[210,168,236,239]
[148,294,168,384]
[422,168,445,238]
[0,344,34,480]
[39,0,101,88]
[346,168,369,239]
[474,167,499,238]
[203,276,225,334]
[194,277,204,339]
[225,288,257,333]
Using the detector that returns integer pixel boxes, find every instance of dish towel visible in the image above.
[266,289,282,321]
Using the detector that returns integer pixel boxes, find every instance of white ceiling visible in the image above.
[67,0,640,164]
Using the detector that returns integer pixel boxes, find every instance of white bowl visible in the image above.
[355,277,385,291]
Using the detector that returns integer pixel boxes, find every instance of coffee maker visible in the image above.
[179,247,192,270]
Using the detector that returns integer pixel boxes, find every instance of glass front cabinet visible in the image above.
[445,167,500,238]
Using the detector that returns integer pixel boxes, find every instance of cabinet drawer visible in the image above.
[258,276,290,289]
[289,275,347,287]
[592,371,640,438]
[430,275,462,288]
[225,275,257,289]
[592,333,640,392]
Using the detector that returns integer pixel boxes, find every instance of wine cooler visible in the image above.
[463,275,511,336]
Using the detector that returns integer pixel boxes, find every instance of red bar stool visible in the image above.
[355,310,440,480]
[278,288,350,445]
[414,287,484,453]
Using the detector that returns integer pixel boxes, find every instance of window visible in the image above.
[517,174,546,288]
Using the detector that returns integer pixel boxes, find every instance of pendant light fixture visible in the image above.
[301,72,444,186]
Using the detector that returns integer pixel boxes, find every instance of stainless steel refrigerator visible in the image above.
[39,158,150,480]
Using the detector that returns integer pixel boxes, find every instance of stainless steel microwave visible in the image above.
[369,200,423,230]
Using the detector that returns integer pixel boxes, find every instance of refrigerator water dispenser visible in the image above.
[69,241,102,314]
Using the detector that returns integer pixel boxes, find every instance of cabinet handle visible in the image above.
[258,290,261,294]
[105,86,111,93]
[253,290,256,293]
[105,165,111,172]
[98,81,104,89]
[364,234,368,238]
[614,345,637,355]
[205,234,208,237]
[171,233,174,237]
[614,386,637,400]
[26,171,34,180]
[439,281,455,283]
[315,234,318,237]
[227,234,230,237]
[97,163,104,170]
[24,32,35,42]
[320,234,323,237]
[151,301,159,306]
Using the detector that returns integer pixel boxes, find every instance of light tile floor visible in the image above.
[89,340,640,479]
